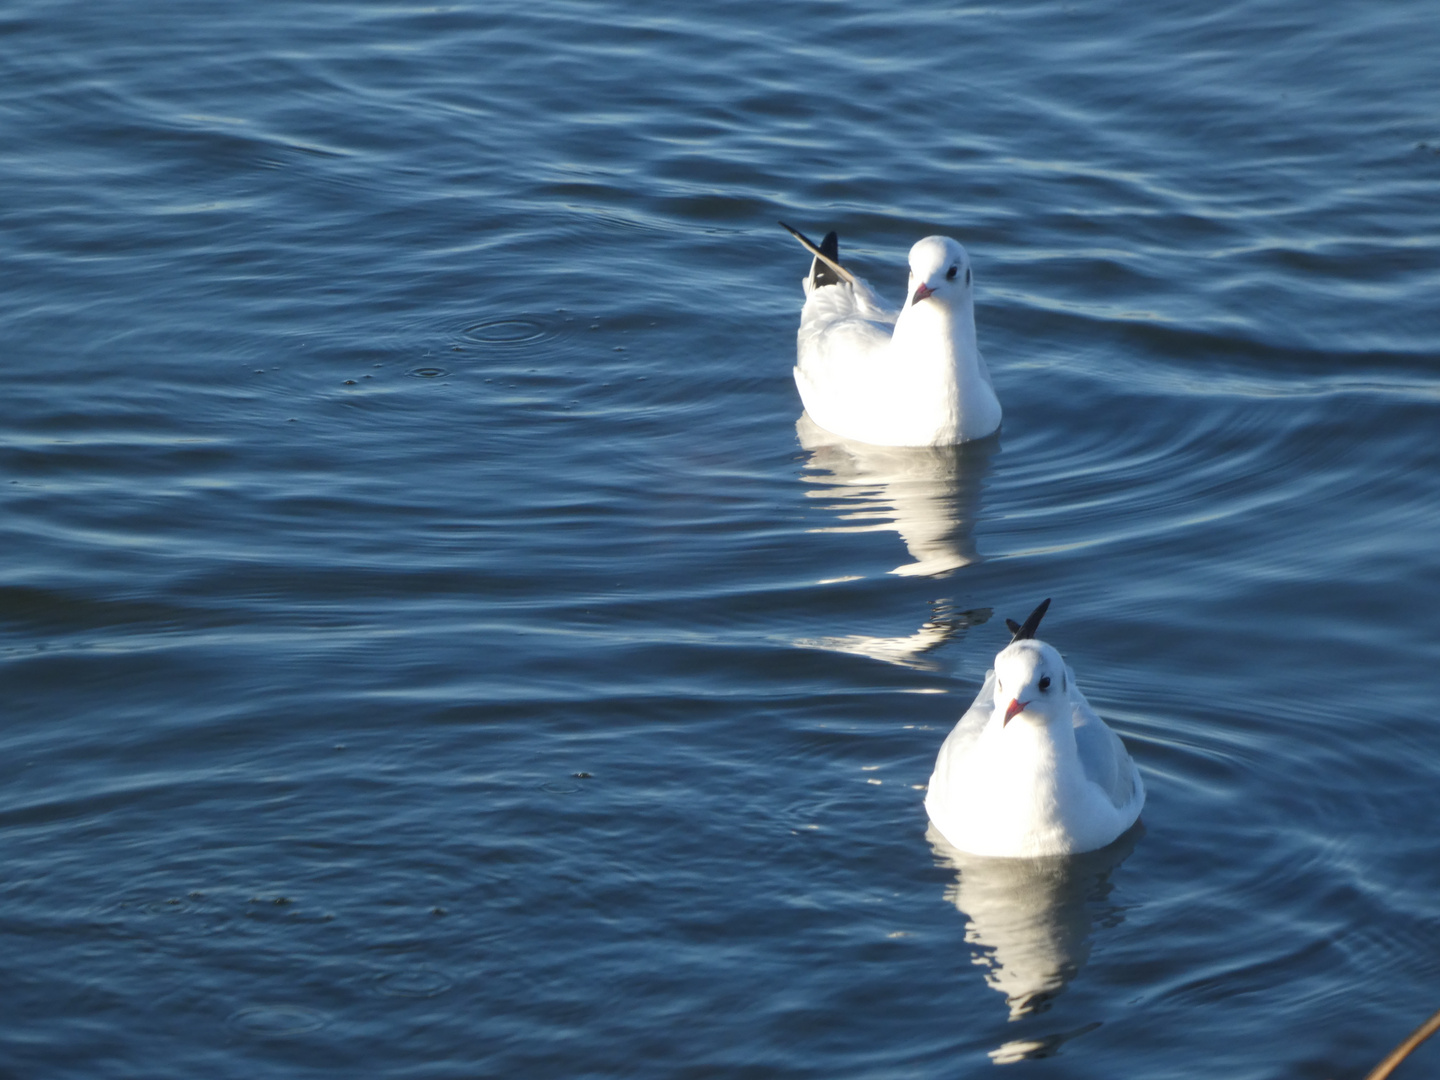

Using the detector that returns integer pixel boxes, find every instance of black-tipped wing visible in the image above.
[1007,598,1051,643]
[811,230,843,288]
[779,221,858,287]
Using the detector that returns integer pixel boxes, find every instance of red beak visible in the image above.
[911,282,934,305]
[1003,698,1027,725]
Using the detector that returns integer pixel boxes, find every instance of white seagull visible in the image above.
[925,599,1145,857]
[781,222,1001,447]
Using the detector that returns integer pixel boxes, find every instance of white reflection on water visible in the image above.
[928,823,1140,1034]
[793,599,992,671]
[796,413,997,578]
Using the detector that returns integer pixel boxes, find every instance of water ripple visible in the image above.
[460,317,552,347]
[3,1,1439,1078]
[375,969,454,999]
[228,1005,328,1038]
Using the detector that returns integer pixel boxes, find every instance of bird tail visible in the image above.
[779,221,856,288]
[1004,598,1052,643]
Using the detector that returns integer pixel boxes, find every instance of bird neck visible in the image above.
[985,709,1082,794]
[894,296,977,364]
[890,300,989,441]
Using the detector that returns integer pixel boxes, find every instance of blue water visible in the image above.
[3,1,1440,1076]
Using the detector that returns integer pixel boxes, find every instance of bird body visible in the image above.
[925,601,1144,858]
[784,225,1001,448]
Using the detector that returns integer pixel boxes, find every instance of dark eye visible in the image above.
[965,267,971,285]
[946,265,958,280]
[1038,676,1051,691]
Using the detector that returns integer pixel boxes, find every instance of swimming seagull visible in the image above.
[924,599,1145,857]
[780,222,1002,447]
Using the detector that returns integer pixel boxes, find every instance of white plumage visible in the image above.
[783,225,1001,447]
[925,600,1145,857]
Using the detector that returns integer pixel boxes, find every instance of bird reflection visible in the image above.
[793,599,990,671]
[928,822,1140,1035]
[796,413,997,578]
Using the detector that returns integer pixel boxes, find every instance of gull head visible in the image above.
[993,640,1069,728]
[906,236,973,309]
[992,598,1064,728]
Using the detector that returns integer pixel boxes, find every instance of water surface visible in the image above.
[3,1,1440,1077]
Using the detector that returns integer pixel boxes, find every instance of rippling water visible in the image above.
[3,1,1440,1076]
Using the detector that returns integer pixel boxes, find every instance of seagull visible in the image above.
[780,222,1002,448]
[924,599,1145,857]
